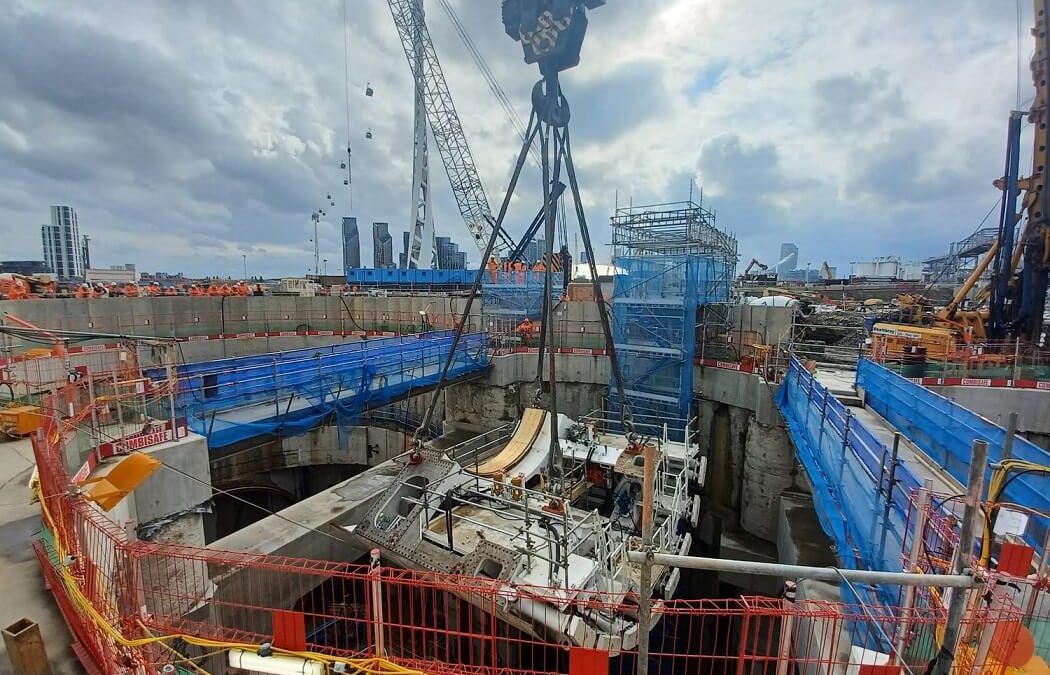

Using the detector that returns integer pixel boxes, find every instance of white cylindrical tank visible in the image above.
[873,258,900,277]
[851,261,878,277]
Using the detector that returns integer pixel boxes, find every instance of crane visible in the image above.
[386,0,514,268]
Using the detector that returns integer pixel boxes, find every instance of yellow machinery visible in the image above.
[0,404,44,438]
[870,323,958,362]
[869,241,1000,360]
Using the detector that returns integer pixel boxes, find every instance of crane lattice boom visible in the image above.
[387,0,498,254]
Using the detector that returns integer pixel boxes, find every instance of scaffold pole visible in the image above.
[931,439,988,675]
[625,552,979,587]
[636,440,656,675]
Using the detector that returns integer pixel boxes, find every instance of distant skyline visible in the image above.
[0,1,1031,278]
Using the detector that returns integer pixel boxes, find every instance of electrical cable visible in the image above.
[339,294,368,333]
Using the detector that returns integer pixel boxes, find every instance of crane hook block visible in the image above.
[501,0,604,73]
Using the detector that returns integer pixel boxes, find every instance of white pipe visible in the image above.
[626,552,978,588]
[227,649,324,675]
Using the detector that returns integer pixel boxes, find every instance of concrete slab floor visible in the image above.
[0,437,81,674]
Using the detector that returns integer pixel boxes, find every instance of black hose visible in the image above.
[339,295,367,334]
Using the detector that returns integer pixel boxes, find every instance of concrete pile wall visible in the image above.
[694,364,809,548]
[445,352,608,429]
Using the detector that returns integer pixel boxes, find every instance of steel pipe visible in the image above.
[625,552,978,588]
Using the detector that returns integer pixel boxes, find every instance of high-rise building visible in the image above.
[433,236,463,270]
[41,205,85,279]
[81,235,91,270]
[341,217,360,270]
[777,242,798,275]
[525,237,546,265]
[399,231,411,269]
[373,222,394,269]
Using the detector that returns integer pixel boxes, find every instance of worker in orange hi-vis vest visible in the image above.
[532,260,546,285]
[487,256,498,283]
[1,276,28,300]
[163,286,177,296]
[515,317,538,347]
[144,282,161,296]
[74,283,91,299]
[123,283,140,297]
[188,284,204,297]
[206,283,221,296]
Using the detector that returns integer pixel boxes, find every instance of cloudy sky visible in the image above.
[0,1,1032,279]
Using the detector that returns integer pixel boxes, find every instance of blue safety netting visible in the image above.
[481,270,561,321]
[609,255,733,439]
[777,358,922,608]
[857,358,1050,549]
[147,331,490,448]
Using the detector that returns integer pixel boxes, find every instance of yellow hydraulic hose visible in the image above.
[981,460,1050,567]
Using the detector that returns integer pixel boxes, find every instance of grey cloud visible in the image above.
[812,68,905,133]
[0,12,215,144]
[846,125,968,203]
[566,60,669,142]
[0,0,1023,279]
[697,133,811,199]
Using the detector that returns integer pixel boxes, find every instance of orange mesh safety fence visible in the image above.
[31,406,1033,675]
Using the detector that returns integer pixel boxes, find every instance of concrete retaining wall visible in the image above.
[932,385,1050,450]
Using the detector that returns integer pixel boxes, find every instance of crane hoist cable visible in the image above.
[436,0,541,169]
[411,1,635,456]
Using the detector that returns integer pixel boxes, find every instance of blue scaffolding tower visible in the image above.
[609,200,737,439]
